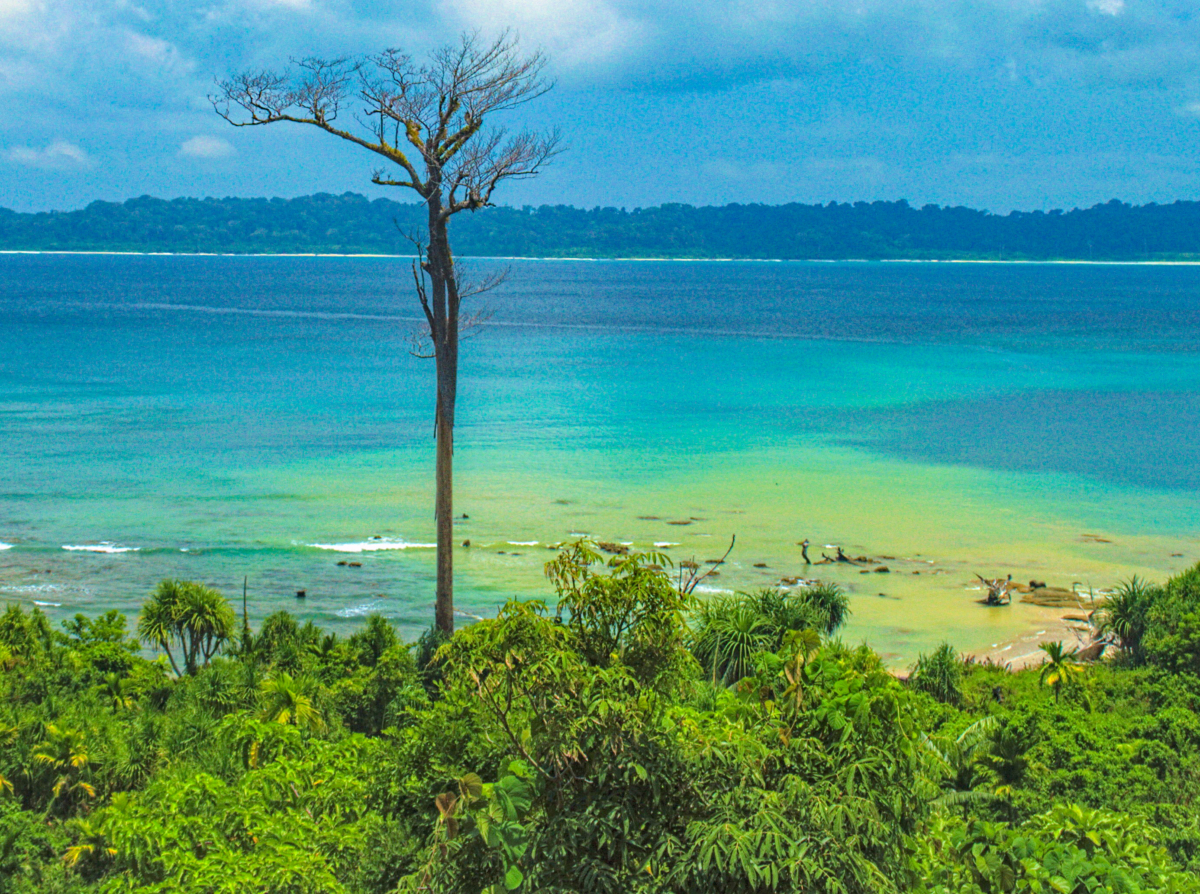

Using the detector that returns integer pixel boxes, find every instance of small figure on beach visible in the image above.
[800,538,811,564]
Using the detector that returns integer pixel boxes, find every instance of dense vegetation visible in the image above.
[2,544,1199,893]
[5,193,1200,260]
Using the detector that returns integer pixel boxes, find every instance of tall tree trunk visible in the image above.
[434,387,454,635]
[429,203,458,637]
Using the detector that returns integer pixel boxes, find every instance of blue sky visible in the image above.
[2,0,1200,212]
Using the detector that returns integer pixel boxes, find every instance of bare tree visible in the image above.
[214,32,558,636]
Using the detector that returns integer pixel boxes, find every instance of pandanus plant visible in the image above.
[137,579,235,676]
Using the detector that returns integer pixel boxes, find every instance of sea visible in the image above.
[2,254,1198,665]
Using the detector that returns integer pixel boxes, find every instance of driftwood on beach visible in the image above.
[976,574,1013,606]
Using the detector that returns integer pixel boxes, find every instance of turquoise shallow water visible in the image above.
[1,255,1198,663]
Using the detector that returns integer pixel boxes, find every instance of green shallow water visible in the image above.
[1,256,1198,665]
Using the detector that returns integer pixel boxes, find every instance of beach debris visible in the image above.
[975,573,1013,606]
[597,541,630,555]
[678,534,735,596]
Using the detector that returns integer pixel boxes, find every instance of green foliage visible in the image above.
[692,585,848,685]
[910,642,965,705]
[914,804,1197,893]
[2,552,1200,892]
[1143,563,1200,674]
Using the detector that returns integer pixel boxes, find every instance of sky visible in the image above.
[2,0,1200,212]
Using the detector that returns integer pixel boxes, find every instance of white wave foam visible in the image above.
[653,542,679,548]
[336,601,387,618]
[62,543,139,553]
[0,542,12,550]
[33,600,62,607]
[693,584,733,595]
[311,539,435,553]
[0,584,63,594]
[507,541,539,546]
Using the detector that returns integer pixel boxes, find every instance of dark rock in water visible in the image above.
[296,589,306,599]
[1171,552,1184,557]
[855,555,871,563]
[667,520,692,526]
[336,560,348,566]
[707,571,720,577]
[874,566,890,573]
[1019,587,1085,608]
[349,561,361,568]
[680,560,699,570]
[781,577,799,585]
[705,559,722,564]
[860,569,871,574]
[912,571,921,575]
[646,564,663,572]
[497,551,507,555]
[462,539,471,547]
[461,513,469,519]
[753,562,768,568]
[598,541,630,555]
[371,536,382,540]
[637,515,660,520]
[1029,580,1047,589]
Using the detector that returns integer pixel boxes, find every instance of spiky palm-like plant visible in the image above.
[692,597,773,685]
[1039,640,1084,703]
[260,673,325,733]
[909,643,965,705]
[31,723,95,811]
[136,579,235,675]
[1096,576,1155,664]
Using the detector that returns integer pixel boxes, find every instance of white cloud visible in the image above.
[179,135,236,159]
[438,0,645,71]
[5,140,90,168]
[1087,0,1125,15]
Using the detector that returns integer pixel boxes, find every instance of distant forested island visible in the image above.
[4,192,1200,260]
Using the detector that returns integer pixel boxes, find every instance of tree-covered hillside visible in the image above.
[3,544,1200,893]
[4,193,1200,259]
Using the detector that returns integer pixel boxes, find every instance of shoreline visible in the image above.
[964,610,1095,671]
[5,250,1200,265]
